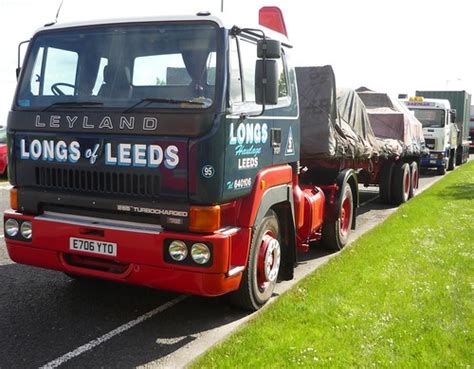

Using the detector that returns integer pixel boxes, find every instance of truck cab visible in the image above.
[403,97,457,174]
[5,11,308,310]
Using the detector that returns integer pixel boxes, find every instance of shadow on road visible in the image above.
[0,263,247,368]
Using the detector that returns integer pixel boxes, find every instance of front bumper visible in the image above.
[420,152,447,168]
[4,210,251,296]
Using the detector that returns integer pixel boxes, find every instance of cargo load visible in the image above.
[357,90,426,157]
[296,66,379,160]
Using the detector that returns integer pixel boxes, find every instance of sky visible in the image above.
[0,0,472,122]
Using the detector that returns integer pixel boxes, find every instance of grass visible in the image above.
[192,162,474,368]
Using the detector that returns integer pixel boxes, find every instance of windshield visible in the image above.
[409,108,445,128]
[16,22,218,110]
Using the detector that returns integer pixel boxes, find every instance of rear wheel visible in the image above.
[321,182,353,251]
[230,210,281,311]
[379,161,394,204]
[409,162,418,198]
[392,162,410,205]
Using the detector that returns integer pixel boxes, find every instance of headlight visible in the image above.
[191,243,211,264]
[20,221,32,240]
[5,218,19,237]
[168,240,187,261]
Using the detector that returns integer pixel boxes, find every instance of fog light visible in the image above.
[5,218,19,237]
[168,240,187,261]
[20,221,32,240]
[191,243,211,264]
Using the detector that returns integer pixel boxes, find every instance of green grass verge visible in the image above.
[193,162,474,368]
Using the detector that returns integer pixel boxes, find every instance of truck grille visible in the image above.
[34,166,160,197]
[425,138,435,149]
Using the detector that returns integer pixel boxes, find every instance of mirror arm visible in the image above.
[16,40,30,80]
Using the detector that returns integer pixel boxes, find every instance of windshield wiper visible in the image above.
[123,98,204,113]
[42,101,104,112]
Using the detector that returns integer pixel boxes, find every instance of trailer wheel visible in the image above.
[392,162,410,205]
[409,162,419,198]
[448,149,456,171]
[379,161,394,204]
[230,210,281,311]
[321,182,353,251]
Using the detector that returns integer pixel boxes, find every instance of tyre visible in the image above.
[230,210,281,311]
[455,147,462,166]
[447,149,455,171]
[437,162,446,175]
[409,161,418,198]
[321,182,353,251]
[379,161,394,204]
[391,162,410,205]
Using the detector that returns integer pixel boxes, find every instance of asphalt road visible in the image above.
[0,165,463,369]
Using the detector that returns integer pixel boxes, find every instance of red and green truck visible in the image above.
[4,7,422,310]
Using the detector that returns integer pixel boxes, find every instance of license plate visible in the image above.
[69,237,117,257]
[430,160,437,164]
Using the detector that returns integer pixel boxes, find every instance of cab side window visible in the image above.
[229,36,243,103]
[228,34,289,108]
[238,37,257,102]
[277,52,289,98]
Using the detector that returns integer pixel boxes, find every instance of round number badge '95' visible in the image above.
[201,165,215,178]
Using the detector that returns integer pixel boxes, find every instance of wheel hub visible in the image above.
[340,197,352,236]
[258,233,281,286]
[412,169,418,190]
[404,170,410,195]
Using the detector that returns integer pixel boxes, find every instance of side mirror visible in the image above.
[255,59,278,105]
[450,109,456,123]
[257,39,281,59]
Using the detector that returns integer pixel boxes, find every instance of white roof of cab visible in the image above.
[33,13,291,45]
[37,14,224,31]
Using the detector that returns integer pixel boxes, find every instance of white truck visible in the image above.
[403,96,458,174]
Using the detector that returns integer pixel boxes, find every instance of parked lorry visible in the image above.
[4,7,421,310]
[470,105,474,151]
[403,91,471,173]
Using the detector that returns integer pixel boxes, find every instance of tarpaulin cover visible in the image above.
[296,66,379,159]
[357,91,426,156]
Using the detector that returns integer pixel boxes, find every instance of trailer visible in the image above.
[296,68,422,208]
[4,7,420,311]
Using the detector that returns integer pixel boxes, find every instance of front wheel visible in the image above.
[448,149,456,171]
[321,182,353,251]
[437,163,447,175]
[230,210,281,311]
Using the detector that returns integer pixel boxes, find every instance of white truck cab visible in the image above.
[403,97,457,174]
